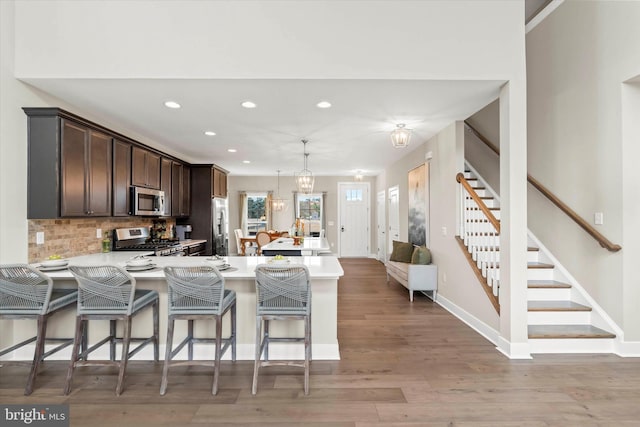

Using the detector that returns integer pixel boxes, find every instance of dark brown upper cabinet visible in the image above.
[60,120,112,217]
[132,146,161,189]
[212,166,228,198]
[171,162,191,217]
[113,139,132,216]
[160,157,172,216]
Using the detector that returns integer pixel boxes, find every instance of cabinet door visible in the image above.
[182,165,191,216]
[161,157,172,216]
[132,146,147,187]
[87,130,112,216]
[61,120,89,216]
[171,162,183,217]
[147,152,161,189]
[113,139,131,216]
[220,170,227,198]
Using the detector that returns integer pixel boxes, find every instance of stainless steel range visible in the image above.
[113,227,184,256]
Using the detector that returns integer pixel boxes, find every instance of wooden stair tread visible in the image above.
[528,300,591,311]
[528,280,571,289]
[527,262,554,269]
[528,324,615,339]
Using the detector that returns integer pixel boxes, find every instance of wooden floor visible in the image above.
[2,258,639,426]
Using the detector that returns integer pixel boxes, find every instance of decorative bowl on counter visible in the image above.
[41,258,69,267]
[206,258,227,267]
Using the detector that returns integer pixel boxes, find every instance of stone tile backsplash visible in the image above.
[28,218,175,263]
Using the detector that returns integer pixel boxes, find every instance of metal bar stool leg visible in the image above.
[160,316,175,395]
[188,319,194,361]
[153,300,160,362]
[212,315,223,395]
[231,303,237,361]
[252,316,262,395]
[110,319,117,361]
[304,315,311,395]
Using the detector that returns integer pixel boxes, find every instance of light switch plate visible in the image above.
[594,212,604,225]
[96,228,102,238]
[36,232,44,245]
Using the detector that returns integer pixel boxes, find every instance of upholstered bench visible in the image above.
[386,241,437,302]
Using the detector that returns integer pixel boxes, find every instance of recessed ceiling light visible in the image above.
[241,101,257,109]
[316,101,332,109]
[164,101,181,109]
[243,160,251,164]
[228,149,237,153]
[204,131,216,136]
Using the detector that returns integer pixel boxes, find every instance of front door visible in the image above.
[338,182,370,257]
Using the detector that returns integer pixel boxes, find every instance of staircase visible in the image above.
[459,165,617,353]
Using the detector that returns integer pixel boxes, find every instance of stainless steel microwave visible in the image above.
[131,186,165,216]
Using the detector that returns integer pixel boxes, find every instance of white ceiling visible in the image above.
[24,78,502,177]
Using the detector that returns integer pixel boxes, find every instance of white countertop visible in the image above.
[261,237,330,252]
[34,252,344,280]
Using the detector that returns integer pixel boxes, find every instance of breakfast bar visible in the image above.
[6,254,344,362]
[261,237,331,256]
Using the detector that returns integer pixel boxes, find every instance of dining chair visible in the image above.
[252,264,311,395]
[161,266,236,395]
[255,231,272,255]
[0,264,78,395]
[64,265,159,396]
[234,228,257,256]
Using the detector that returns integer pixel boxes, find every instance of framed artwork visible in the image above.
[408,163,429,247]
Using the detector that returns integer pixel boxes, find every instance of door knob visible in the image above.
[341,226,345,232]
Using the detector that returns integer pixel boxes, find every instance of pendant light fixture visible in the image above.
[295,139,315,194]
[271,170,286,212]
[390,123,411,148]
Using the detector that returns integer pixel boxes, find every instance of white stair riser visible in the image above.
[529,338,615,354]
[528,311,592,325]
[527,268,555,281]
[527,288,571,300]
[466,189,490,198]
[474,250,539,263]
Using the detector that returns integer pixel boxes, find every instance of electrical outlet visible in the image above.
[441,227,447,236]
[36,232,45,245]
[443,272,447,283]
[328,221,334,226]
[96,228,102,238]
[594,212,604,225]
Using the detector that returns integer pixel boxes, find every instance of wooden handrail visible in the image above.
[456,173,501,233]
[463,121,622,253]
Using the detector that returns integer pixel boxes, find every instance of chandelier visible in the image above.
[271,170,286,211]
[294,139,314,194]
[390,123,411,148]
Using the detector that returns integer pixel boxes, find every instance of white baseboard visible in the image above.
[436,294,500,346]
[496,336,533,359]
[0,343,341,362]
[614,340,640,357]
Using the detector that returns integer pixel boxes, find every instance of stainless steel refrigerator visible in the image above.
[212,197,228,255]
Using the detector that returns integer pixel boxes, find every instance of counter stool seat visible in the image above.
[64,265,159,396]
[161,266,236,395]
[0,264,78,395]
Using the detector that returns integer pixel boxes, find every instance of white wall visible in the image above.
[465,99,501,194]
[527,1,640,336]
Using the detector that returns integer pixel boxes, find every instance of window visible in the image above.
[246,193,267,235]
[296,193,323,235]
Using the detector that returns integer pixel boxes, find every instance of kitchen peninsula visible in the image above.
[20,254,344,361]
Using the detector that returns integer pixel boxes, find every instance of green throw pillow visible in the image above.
[411,246,432,265]
[389,240,414,263]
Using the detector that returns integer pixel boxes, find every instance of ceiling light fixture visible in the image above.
[227,148,237,153]
[243,160,251,164]
[204,131,216,136]
[390,123,411,148]
[294,139,314,194]
[241,101,257,109]
[316,101,332,109]
[164,101,181,109]
[271,170,287,212]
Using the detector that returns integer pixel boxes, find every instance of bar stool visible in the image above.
[161,266,236,395]
[64,265,159,396]
[0,264,78,395]
[252,264,311,395]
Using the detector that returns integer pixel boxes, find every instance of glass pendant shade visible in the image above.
[390,123,411,148]
[271,170,286,211]
[295,140,315,194]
